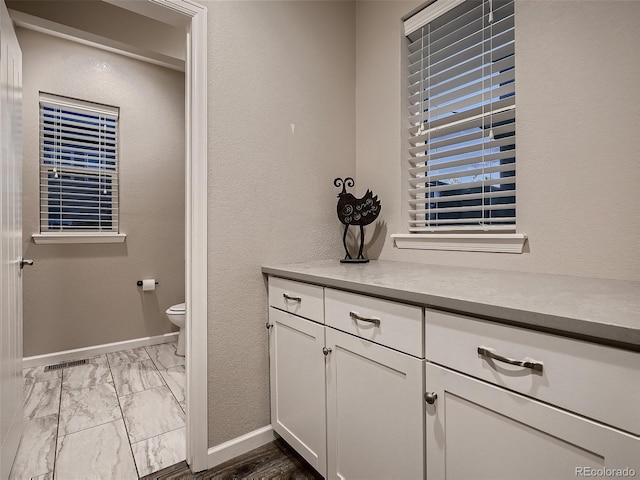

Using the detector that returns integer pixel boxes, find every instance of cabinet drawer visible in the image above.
[325,289,423,357]
[426,308,640,435]
[268,277,324,323]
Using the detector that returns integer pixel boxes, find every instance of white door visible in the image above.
[425,363,640,480]
[269,307,326,478]
[0,1,24,478]
[325,328,424,480]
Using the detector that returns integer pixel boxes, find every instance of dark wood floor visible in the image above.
[140,438,323,480]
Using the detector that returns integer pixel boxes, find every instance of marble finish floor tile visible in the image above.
[22,365,62,385]
[62,355,112,390]
[8,414,57,480]
[58,382,121,436]
[159,365,185,403]
[145,343,184,370]
[111,359,165,396]
[23,379,61,420]
[120,386,185,443]
[107,347,150,367]
[14,344,189,479]
[132,427,186,477]
[56,419,138,480]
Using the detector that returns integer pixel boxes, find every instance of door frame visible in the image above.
[96,0,209,471]
[150,0,209,471]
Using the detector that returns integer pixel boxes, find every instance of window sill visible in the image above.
[32,233,127,245]
[390,233,527,254]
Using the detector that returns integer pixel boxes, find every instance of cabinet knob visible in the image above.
[322,347,332,356]
[424,392,438,405]
[266,323,273,330]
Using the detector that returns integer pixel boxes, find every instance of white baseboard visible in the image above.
[22,332,179,368]
[207,425,275,469]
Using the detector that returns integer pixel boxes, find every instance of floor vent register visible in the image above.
[44,358,87,372]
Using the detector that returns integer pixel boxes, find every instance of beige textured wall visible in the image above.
[19,28,185,356]
[355,0,640,281]
[7,0,185,61]
[205,1,355,446]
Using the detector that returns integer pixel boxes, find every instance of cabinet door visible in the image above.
[269,308,326,477]
[425,363,640,480]
[326,328,424,480]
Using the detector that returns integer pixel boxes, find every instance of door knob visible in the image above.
[19,258,34,270]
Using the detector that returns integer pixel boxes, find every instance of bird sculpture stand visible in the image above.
[334,177,381,263]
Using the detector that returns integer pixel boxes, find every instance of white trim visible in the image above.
[207,426,276,469]
[114,1,208,471]
[40,92,119,117]
[131,0,208,472]
[103,0,191,28]
[32,233,126,244]
[22,332,178,368]
[9,10,185,72]
[404,0,466,36]
[391,233,527,253]
[168,0,209,473]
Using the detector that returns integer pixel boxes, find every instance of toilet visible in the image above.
[166,303,186,356]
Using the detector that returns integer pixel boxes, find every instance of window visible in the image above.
[394,0,523,252]
[38,93,120,238]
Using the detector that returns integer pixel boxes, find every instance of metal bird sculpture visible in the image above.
[334,177,381,263]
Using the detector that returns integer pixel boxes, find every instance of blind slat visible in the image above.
[410,120,514,153]
[40,165,117,177]
[408,41,514,94]
[409,149,515,176]
[40,115,117,133]
[408,55,514,106]
[409,134,515,162]
[409,107,515,146]
[408,12,514,72]
[409,202,516,216]
[409,162,515,186]
[408,22,514,77]
[409,96,514,136]
[409,176,516,196]
[39,120,117,138]
[409,69,515,118]
[40,131,116,148]
[409,188,515,206]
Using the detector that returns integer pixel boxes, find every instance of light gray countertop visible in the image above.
[262,260,640,351]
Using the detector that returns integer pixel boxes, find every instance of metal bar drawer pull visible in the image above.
[283,293,302,302]
[477,346,543,373]
[349,311,381,327]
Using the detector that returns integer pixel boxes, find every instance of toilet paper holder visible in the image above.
[137,280,159,286]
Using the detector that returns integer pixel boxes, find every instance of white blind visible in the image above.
[404,0,516,232]
[39,93,119,233]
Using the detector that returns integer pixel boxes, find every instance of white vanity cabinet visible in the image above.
[424,308,640,480]
[324,289,424,480]
[268,280,327,477]
[266,269,639,480]
[268,277,425,480]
